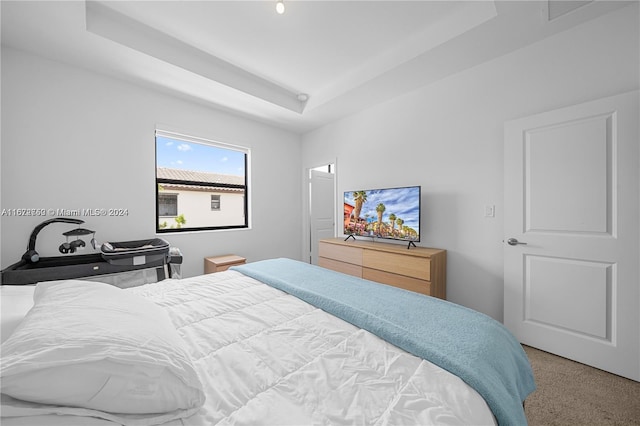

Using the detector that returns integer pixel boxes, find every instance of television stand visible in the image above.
[318,238,446,299]
[407,241,417,249]
[344,234,356,241]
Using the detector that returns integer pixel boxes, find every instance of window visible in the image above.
[211,195,221,211]
[158,194,178,216]
[155,130,249,232]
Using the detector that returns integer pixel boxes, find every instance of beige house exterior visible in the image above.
[157,167,245,229]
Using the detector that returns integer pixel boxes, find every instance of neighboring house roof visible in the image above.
[159,184,244,193]
[157,167,244,186]
[157,167,245,193]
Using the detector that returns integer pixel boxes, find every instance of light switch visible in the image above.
[484,205,495,218]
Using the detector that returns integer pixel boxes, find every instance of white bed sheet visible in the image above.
[1,271,496,425]
[1,285,35,344]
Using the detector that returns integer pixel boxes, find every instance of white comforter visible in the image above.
[2,271,496,425]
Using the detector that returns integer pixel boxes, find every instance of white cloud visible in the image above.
[177,143,192,152]
[221,156,228,162]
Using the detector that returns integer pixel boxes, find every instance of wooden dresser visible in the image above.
[318,238,446,299]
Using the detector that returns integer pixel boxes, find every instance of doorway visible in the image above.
[308,163,336,264]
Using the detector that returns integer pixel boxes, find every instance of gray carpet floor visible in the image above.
[523,345,640,425]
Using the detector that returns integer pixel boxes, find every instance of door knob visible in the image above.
[507,238,527,246]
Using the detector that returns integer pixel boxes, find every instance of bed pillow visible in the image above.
[0,280,205,423]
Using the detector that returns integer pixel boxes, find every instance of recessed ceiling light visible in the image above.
[276,0,285,15]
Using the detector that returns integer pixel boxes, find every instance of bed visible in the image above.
[1,258,535,425]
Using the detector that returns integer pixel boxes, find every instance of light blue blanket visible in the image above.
[232,258,535,426]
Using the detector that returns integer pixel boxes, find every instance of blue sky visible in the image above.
[156,136,245,176]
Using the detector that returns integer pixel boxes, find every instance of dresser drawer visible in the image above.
[363,250,430,281]
[319,242,363,266]
[363,268,432,296]
[319,257,362,278]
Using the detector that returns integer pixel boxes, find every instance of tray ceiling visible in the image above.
[1,1,630,133]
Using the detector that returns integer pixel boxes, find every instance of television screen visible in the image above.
[344,186,421,242]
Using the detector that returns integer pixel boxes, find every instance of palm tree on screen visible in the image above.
[353,191,367,224]
[389,213,396,235]
[376,203,386,236]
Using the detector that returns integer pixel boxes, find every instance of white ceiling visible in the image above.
[0,1,631,133]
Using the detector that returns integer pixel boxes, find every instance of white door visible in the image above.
[309,169,335,264]
[504,90,639,381]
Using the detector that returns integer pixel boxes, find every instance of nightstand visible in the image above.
[204,254,246,274]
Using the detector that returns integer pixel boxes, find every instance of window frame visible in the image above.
[211,194,221,211]
[157,193,178,217]
[155,130,249,234]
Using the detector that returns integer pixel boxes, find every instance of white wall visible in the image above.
[158,189,245,229]
[1,48,302,278]
[301,4,639,321]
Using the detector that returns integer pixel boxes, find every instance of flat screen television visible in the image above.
[344,185,421,244]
